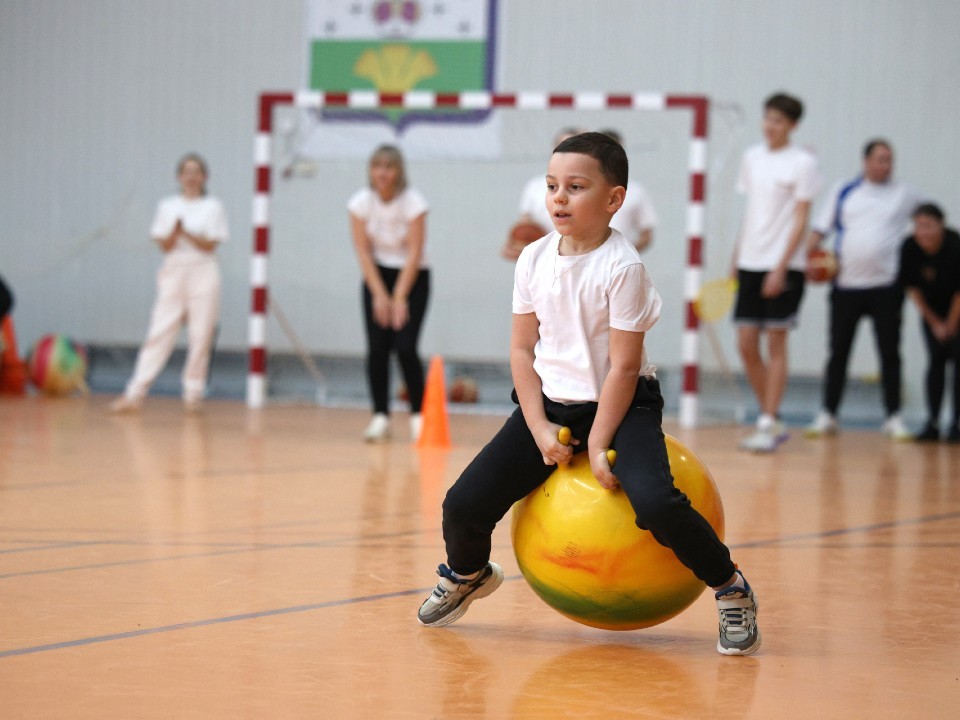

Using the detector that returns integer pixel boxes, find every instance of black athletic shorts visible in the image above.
[733,269,805,329]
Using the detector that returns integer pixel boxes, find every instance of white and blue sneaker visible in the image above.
[417,562,504,627]
[716,575,761,655]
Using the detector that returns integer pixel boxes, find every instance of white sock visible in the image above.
[452,570,479,581]
[757,414,775,431]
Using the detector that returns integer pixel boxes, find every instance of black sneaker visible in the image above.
[914,423,940,442]
[417,562,504,627]
[716,576,761,656]
[946,424,960,443]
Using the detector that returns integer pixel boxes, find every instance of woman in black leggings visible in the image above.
[348,146,430,442]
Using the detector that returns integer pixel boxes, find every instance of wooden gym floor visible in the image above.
[1,395,958,719]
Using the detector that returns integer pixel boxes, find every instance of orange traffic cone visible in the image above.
[416,355,451,448]
[0,316,27,395]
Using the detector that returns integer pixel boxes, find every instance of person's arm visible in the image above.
[946,292,960,338]
[588,328,644,489]
[906,287,949,340]
[510,312,573,466]
[390,212,426,329]
[350,213,392,328]
[176,220,219,253]
[762,200,811,298]
[155,220,180,253]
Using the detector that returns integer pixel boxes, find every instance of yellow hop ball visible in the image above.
[511,434,724,630]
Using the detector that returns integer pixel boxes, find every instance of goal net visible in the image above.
[248,91,744,427]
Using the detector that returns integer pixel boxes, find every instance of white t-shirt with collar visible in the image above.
[736,143,823,272]
[513,229,662,404]
[150,195,228,266]
[812,178,923,289]
[347,186,429,269]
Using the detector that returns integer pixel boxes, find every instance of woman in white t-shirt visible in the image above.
[110,154,228,413]
[348,145,430,442]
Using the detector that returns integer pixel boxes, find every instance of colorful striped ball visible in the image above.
[27,334,88,396]
[511,434,725,631]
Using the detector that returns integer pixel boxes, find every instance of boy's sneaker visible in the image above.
[946,424,960,443]
[914,422,940,442]
[740,420,788,453]
[881,414,912,441]
[363,413,391,442]
[417,562,504,628]
[804,410,838,438]
[716,578,761,656]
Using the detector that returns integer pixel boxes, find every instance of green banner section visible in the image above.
[310,40,487,94]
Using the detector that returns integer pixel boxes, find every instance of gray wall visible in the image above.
[3,0,958,420]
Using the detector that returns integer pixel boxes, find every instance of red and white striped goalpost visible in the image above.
[248,90,709,427]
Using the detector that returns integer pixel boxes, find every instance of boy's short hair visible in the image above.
[863,138,892,158]
[553,132,628,189]
[913,202,945,222]
[764,93,804,122]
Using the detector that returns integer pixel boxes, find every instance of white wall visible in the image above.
[3,0,959,418]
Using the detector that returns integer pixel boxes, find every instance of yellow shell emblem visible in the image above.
[354,45,437,93]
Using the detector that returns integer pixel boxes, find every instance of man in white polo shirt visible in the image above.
[804,139,923,439]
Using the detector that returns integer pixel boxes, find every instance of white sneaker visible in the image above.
[363,413,391,442]
[410,413,423,442]
[881,414,911,441]
[740,420,788,453]
[804,410,838,438]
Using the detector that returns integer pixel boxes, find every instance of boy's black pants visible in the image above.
[441,377,737,588]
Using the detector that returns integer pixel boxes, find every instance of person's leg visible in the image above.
[362,278,393,416]
[949,337,960,437]
[123,266,187,402]
[0,274,13,321]
[737,324,766,409]
[612,379,736,587]
[442,407,557,574]
[393,270,430,414]
[869,286,904,417]
[823,289,862,416]
[612,378,759,655]
[763,328,789,419]
[918,323,947,439]
[181,263,221,404]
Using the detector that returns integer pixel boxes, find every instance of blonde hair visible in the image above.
[368,145,408,193]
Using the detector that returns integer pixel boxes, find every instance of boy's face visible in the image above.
[914,215,945,255]
[762,108,796,149]
[545,152,624,240]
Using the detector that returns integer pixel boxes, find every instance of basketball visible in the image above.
[509,221,547,247]
[511,434,724,631]
[807,247,839,283]
[448,376,479,403]
[26,334,88,396]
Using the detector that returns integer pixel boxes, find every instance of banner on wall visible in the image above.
[295,0,501,160]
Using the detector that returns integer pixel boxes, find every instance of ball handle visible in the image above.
[558,427,616,467]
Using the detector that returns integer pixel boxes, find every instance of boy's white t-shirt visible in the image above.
[347,186,429,269]
[150,195,228,266]
[736,143,823,272]
[513,230,662,404]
